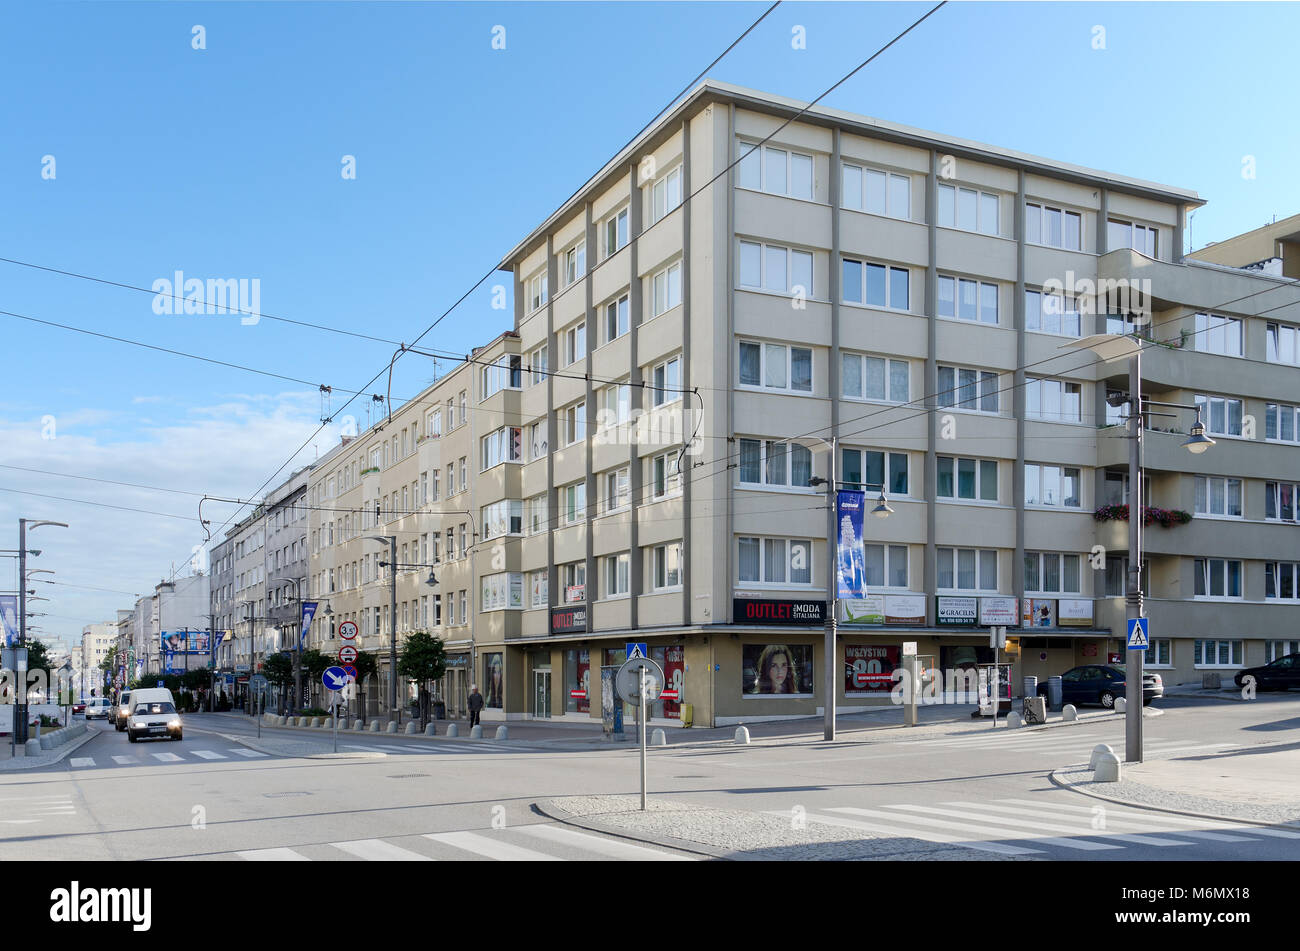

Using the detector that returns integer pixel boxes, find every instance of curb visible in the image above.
[209,731,388,760]
[0,725,99,772]
[531,798,728,860]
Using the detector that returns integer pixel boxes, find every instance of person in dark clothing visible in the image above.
[468,685,484,728]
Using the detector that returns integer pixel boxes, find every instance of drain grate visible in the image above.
[264,791,312,798]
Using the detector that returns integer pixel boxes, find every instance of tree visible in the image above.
[353,650,379,723]
[298,648,332,711]
[397,631,447,729]
[262,653,293,714]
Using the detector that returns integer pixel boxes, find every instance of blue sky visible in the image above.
[2,1,1297,636]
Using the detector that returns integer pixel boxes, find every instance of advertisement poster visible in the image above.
[978,597,1019,626]
[600,665,622,734]
[845,644,900,694]
[884,594,926,624]
[936,596,978,626]
[733,598,826,625]
[483,652,504,709]
[0,595,18,648]
[575,649,590,714]
[742,643,814,696]
[841,595,885,624]
[662,645,684,718]
[1058,598,1094,627]
[835,490,867,598]
[1023,599,1056,628]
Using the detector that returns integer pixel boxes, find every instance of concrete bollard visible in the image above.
[470,725,483,739]
[445,723,459,737]
[385,720,398,734]
[1094,751,1122,783]
[40,734,53,751]
[1006,712,1022,729]
[1062,704,1078,721]
[405,722,418,735]
[494,726,508,740]
[1114,697,1127,713]
[734,726,750,745]
[1089,744,1115,770]
[650,728,666,746]
[310,717,321,728]
[25,738,41,756]
[369,719,382,732]
[424,723,437,736]
[352,719,364,731]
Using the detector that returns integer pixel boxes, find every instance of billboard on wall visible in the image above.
[483,653,504,709]
[1058,598,1094,627]
[733,599,826,625]
[1024,599,1057,628]
[844,644,900,694]
[884,594,926,625]
[841,596,885,624]
[742,644,814,696]
[936,596,978,626]
[978,597,1019,626]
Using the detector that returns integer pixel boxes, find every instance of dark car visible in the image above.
[1234,653,1300,691]
[1039,665,1163,708]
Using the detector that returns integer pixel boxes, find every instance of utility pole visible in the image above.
[1125,353,1145,763]
[16,519,68,744]
[366,534,399,723]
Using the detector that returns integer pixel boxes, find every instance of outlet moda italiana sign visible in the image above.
[732,598,826,625]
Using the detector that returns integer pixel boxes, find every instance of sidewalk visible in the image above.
[1161,682,1248,702]
[1053,741,1300,826]
[0,724,97,772]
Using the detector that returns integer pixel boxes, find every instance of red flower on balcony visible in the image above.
[1093,504,1192,527]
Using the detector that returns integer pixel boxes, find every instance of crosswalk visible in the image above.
[891,729,1233,763]
[771,798,1300,857]
[0,795,76,825]
[66,748,269,770]
[339,742,503,755]
[234,824,696,862]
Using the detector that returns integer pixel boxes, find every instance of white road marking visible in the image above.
[69,758,95,768]
[768,810,1042,856]
[112,755,134,765]
[150,752,183,762]
[331,839,434,861]
[424,831,560,861]
[237,848,309,861]
[189,750,227,760]
[228,749,267,757]
[514,824,696,861]
[949,802,1192,847]
[829,806,1119,852]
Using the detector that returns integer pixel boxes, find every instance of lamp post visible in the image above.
[367,535,400,722]
[16,518,68,744]
[155,580,175,679]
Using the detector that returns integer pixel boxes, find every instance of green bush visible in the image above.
[298,707,330,717]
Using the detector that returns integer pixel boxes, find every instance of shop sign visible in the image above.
[936,596,978,626]
[884,594,926,625]
[1024,599,1057,628]
[844,644,900,694]
[841,595,885,624]
[1058,598,1094,626]
[732,599,826,625]
[550,604,587,634]
[444,654,469,667]
[662,645,684,718]
[978,597,1018,626]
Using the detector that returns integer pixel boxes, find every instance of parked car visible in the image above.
[126,700,183,742]
[1234,653,1300,691]
[1039,665,1162,708]
[85,698,113,720]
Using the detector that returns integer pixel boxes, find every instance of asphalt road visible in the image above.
[2,697,1295,861]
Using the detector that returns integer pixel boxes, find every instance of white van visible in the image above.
[125,688,182,742]
[115,690,133,732]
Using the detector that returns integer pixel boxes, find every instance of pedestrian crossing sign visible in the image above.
[626,642,648,659]
[1126,618,1149,650]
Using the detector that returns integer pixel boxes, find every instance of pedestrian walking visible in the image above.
[468,684,484,729]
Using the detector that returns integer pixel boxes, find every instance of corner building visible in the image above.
[315,81,1300,727]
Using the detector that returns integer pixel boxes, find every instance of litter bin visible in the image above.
[679,703,693,728]
[1046,676,1063,711]
[1023,676,1038,699]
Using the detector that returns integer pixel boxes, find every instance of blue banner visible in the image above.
[836,490,867,599]
[300,602,318,650]
[0,595,17,647]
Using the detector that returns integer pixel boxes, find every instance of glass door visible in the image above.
[533,670,551,718]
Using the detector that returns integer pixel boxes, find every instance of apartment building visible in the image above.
[80,622,116,697]
[301,81,1298,728]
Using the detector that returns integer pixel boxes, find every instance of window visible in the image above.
[651,166,682,223]
[652,543,682,590]
[937,548,998,591]
[599,384,631,428]
[459,590,467,624]
[562,401,588,446]
[561,562,586,602]
[1147,639,1172,666]
[842,257,907,310]
[1265,562,1300,601]
[1194,476,1243,518]
[650,452,681,499]
[1024,464,1080,507]
[604,207,629,258]
[865,544,909,588]
[1193,640,1243,668]
[527,271,548,312]
[842,448,909,496]
[1265,402,1298,443]
[739,141,814,200]
[604,294,629,343]
[739,241,813,296]
[1266,482,1297,522]
[842,353,909,403]
[563,481,587,525]
[938,456,997,502]
[446,463,455,497]
[937,183,999,235]
[1025,290,1081,337]
[526,495,548,535]
[604,467,630,513]
[1194,558,1243,599]
[737,537,812,585]
[562,241,586,287]
[841,163,909,219]
[738,342,812,393]
[562,321,587,366]
[481,355,522,398]
[604,553,630,598]
[652,355,682,405]
[938,275,998,324]
[1025,202,1082,250]
[1266,323,1298,366]
[480,500,523,540]
[528,345,549,386]
[938,365,1000,413]
[529,571,549,608]
[1266,640,1300,662]
[528,421,548,460]
[738,439,813,489]
[651,262,682,316]
[1107,218,1157,257]
[480,427,522,470]
[426,410,441,438]
[1024,552,1082,594]
[1026,378,1082,422]
[1193,313,1243,357]
[1198,394,1245,437]
[459,457,466,491]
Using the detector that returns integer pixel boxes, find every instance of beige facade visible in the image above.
[302,82,1300,727]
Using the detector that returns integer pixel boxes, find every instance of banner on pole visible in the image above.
[300,602,318,650]
[835,490,867,599]
[0,595,18,647]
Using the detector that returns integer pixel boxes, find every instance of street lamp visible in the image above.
[366,535,400,722]
[1066,333,1214,763]
[15,518,68,745]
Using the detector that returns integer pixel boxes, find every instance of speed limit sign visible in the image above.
[338,621,358,640]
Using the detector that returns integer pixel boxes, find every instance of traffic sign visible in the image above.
[342,664,358,680]
[338,621,358,640]
[338,645,358,664]
[322,666,349,691]
[626,642,648,660]
[249,674,269,696]
[1126,617,1149,650]
[660,689,680,701]
[569,689,588,700]
[616,658,664,704]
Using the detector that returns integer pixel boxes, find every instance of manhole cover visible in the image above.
[264,791,312,798]
[387,774,430,779]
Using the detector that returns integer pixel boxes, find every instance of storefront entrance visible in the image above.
[533,670,551,718]
[443,668,467,719]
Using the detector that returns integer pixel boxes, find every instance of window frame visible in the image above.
[739,141,815,201]
[842,256,909,311]
[936,547,999,592]
[1023,551,1083,595]
[650,165,683,224]
[1193,312,1244,357]
[937,274,999,325]
[1193,475,1244,519]
[937,182,1000,235]
[603,206,629,259]
[738,340,813,395]
[1023,463,1081,509]
[1025,377,1083,423]
[937,365,1001,414]
[1025,201,1083,251]
[1193,558,1244,600]
[736,536,814,587]
[1192,639,1244,669]
[651,261,682,317]
[841,447,910,497]
[737,438,815,491]
[841,161,910,219]
[937,455,999,503]
[651,542,683,591]
[739,240,815,297]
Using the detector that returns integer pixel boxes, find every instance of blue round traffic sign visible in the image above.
[342,664,358,680]
[322,666,349,691]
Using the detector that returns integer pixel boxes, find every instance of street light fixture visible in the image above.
[14,518,68,746]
